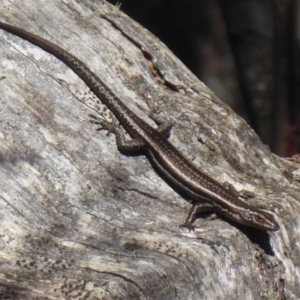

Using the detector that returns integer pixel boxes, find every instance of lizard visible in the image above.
[0,21,279,231]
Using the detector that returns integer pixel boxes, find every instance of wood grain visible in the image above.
[0,0,298,299]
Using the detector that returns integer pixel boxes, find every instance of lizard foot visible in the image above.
[89,114,116,136]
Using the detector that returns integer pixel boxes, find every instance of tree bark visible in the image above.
[0,0,299,299]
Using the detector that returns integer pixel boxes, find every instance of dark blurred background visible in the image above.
[107,0,300,156]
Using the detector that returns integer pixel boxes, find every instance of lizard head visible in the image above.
[239,209,280,231]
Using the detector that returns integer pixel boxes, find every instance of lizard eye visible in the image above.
[254,215,264,224]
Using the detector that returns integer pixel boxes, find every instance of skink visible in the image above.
[0,21,279,231]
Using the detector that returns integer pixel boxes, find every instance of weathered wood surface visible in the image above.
[0,0,299,299]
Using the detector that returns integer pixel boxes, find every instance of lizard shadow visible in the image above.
[220,217,276,255]
[193,212,275,255]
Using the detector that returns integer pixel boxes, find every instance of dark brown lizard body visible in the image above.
[0,21,279,231]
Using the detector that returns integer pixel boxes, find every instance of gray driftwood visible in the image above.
[0,0,299,299]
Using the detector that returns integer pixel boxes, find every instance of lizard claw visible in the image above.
[179,222,196,232]
[89,114,116,136]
